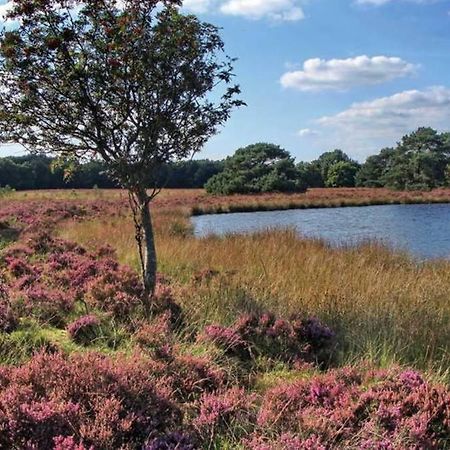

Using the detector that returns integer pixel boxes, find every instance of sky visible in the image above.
[1,0,450,162]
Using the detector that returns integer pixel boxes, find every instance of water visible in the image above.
[192,203,450,260]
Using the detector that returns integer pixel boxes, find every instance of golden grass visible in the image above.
[8,186,450,212]
[59,194,450,377]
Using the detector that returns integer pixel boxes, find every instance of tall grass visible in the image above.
[60,202,450,379]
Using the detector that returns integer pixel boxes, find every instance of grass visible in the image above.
[57,188,450,381]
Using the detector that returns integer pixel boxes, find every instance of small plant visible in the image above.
[67,315,101,346]
[143,432,197,450]
[0,279,18,333]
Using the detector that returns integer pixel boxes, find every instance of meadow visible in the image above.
[0,188,449,449]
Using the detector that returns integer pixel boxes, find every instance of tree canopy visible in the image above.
[357,127,450,190]
[205,143,307,195]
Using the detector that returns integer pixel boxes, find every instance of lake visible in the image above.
[192,203,450,260]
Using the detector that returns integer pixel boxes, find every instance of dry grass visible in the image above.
[58,189,450,377]
[8,186,450,212]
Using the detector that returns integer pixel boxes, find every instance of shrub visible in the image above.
[144,432,197,450]
[67,315,101,346]
[169,354,228,401]
[86,266,143,318]
[22,285,75,327]
[256,367,450,448]
[0,279,17,333]
[193,387,256,439]
[0,352,181,449]
[200,313,335,367]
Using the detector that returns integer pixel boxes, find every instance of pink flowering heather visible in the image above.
[169,354,228,401]
[21,284,75,327]
[201,312,335,367]
[194,387,256,438]
[256,366,450,448]
[86,265,143,318]
[53,435,92,450]
[143,432,197,450]
[0,279,17,333]
[0,352,181,449]
[246,433,326,450]
[67,315,101,346]
[201,324,249,356]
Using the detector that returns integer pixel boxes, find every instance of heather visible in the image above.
[0,190,449,449]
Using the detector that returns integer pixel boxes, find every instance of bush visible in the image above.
[67,315,101,346]
[0,352,181,449]
[256,367,450,448]
[205,143,307,195]
[0,280,17,333]
[200,313,335,367]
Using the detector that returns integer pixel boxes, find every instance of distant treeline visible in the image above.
[1,127,450,192]
[0,155,224,190]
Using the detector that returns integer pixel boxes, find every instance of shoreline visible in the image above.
[190,196,450,216]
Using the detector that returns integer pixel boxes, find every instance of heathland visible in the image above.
[0,188,449,449]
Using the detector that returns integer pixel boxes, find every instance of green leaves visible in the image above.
[0,1,242,192]
[205,143,307,195]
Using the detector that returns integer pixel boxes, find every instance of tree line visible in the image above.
[1,127,450,193]
[205,127,450,194]
[0,155,223,190]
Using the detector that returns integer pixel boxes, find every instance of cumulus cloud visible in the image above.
[356,0,438,5]
[280,55,417,92]
[219,0,304,21]
[183,0,214,13]
[298,128,318,137]
[314,86,450,158]
[183,0,306,21]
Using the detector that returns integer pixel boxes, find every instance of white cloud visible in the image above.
[219,0,304,21]
[356,0,438,5]
[280,55,417,92]
[0,0,306,23]
[313,86,450,158]
[182,0,306,21]
[298,128,318,137]
[183,0,213,13]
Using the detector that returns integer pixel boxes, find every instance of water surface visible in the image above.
[192,203,450,260]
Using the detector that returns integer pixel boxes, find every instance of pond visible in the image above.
[192,203,450,260]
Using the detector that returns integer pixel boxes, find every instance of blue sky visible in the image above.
[1,0,450,162]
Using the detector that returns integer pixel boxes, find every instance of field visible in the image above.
[0,188,449,449]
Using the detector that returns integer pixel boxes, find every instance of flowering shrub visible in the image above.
[193,387,256,438]
[53,435,91,450]
[201,313,335,367]
[67,315,101,346]
[0,352,181,449]
[202,324,249,357]
[21,285,75,327]
[0,279,17,333]
[245,433,326,450]
[169,354,228,401]
[144,432,197,450]
[86,265,143,318]
[256,367,450,448]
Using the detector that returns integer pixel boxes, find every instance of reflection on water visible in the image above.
[192,204,450,260]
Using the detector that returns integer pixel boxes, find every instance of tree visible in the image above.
[356,148,395,188]
[325,161,360,187]
[205,143,307,195]
[297,161,324,188]
[0,0,243,308]
[315,149,351,184]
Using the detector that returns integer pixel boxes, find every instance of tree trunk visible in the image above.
[138,194,157,310]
